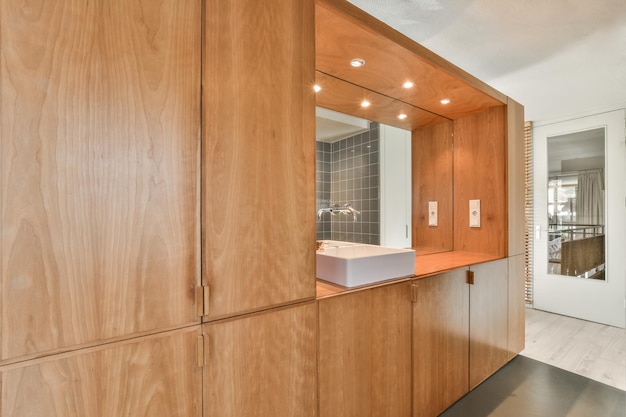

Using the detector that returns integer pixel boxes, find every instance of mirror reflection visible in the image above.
[547,128,606,280]
[315,107,412,248]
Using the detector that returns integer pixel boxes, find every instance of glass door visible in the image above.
[533,110,625,328]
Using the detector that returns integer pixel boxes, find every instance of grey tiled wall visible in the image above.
[316,123,380,244]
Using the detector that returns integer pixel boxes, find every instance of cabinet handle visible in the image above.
[197,333,208,367]
[466,270,475,285]
[410,283,419,303]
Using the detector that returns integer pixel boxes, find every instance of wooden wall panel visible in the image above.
[0,327,202,417]
[507,98,526,257]
[318,283,412,417]
[453,107,507,256]
[203,0,316,319]
[412,121,454,253]
[203,302,317,417]
[0,0,200,361]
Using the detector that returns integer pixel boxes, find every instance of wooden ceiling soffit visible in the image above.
[315,0,507,121]
[315,72,448,130]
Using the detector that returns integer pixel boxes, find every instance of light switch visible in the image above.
[428,201,438,226]
[469,199,480,228]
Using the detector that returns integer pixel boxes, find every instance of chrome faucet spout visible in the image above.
[317,203,360,222]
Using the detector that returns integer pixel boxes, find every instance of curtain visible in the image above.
[576,169,604,225]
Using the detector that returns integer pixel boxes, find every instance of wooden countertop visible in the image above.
[316,250,502,298]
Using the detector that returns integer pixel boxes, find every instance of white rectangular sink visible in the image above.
[316,241,415,288]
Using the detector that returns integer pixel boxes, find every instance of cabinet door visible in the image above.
[318,283,412,417]
[1,0,200,361]
[508,254,526,359]
[412,269,469,417]
[202,0,316,320]
[203,302,317,417]
[1,327,202,417]
[469,259,509,388]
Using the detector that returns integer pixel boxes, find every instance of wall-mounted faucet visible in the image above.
[317,203,360,222]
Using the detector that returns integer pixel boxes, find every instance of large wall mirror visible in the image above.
[313,1,502,255]
[547,128,606,280]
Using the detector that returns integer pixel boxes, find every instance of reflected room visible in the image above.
[547,128,606,280]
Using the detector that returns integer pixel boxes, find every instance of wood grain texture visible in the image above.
[507,254,525,360]
[412,121,454,253]
[1,326,202,417]
[318,283,412,417]
[561,235,605,278]
[453,107,507,257]
[203,0,316,320]
[469,259,509,389]
[315,1,505,122]
[412,269,469,417]
[203,302,317,417]
[507,98,525,257]
[1,0,201,361]
[315,72,449,130]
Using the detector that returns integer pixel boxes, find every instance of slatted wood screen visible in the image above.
[524,121,533,304]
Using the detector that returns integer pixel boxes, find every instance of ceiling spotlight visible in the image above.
[350,58,366,68]
[313,84,322,93]
[402,81,414,89]
[397,113,407,120]
[361,100,371,108]
[440,98,451,105]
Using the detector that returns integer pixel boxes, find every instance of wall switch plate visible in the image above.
[469,199,480,228]
[428,201,438,226]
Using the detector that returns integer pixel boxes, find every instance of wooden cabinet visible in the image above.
[318,283,412,417]
[412,269,469,417]
[1,0,201,361]
[203,302,317,417]
[412,258,510,415]
[1,327,202,417]
[469,259,509,388]
[202,0,317,321]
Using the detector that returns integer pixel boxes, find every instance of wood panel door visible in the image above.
[203,302,317,417]
[0,327,202,417]
[469,259,509,388]
[202,0,316,320]
[0,0,201,361]
[318,283,412,417]
[412,269,469,417]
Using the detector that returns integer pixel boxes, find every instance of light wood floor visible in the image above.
[522,307,626,391]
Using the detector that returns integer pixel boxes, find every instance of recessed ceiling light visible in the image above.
[313,84,322,93]
[397,113,407,120]
[361,100,371,107]
[440,98,451,105]
[403,81,414,89]
[350,58,366,68]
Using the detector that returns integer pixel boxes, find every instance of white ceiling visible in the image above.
[347,0,626,123]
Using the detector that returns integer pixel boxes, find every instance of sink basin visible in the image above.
[316,242,415,288]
